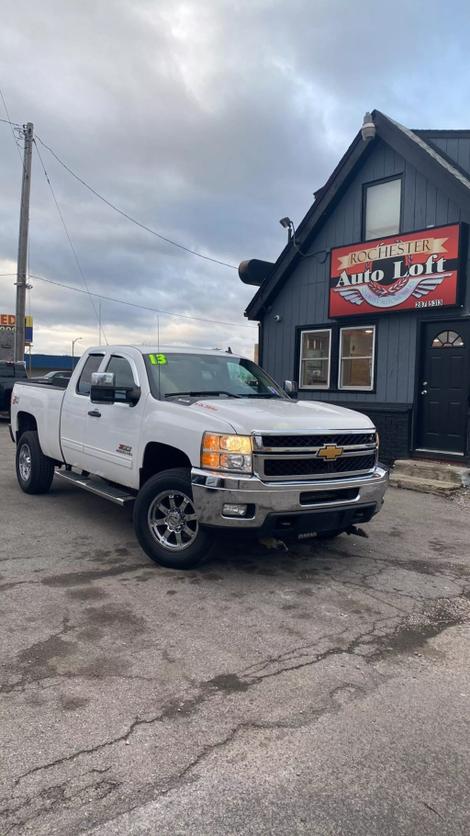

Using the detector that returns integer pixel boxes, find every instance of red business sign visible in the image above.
[329,223,462,317]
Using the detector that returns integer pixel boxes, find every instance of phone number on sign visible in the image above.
[415,299,443,309]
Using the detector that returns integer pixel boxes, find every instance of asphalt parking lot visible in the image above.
[1,421,470,835]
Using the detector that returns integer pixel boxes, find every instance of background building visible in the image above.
[24,354,77,376]
[243,110,470,463]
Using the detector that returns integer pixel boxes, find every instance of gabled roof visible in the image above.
[245,110,470,320]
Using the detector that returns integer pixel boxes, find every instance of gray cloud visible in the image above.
[1,0,470,361]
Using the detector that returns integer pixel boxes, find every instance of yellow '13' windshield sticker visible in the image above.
[148,353,167,365]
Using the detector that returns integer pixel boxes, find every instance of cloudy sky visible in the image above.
[1,0,470,358]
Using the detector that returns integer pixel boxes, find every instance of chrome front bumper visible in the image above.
[191,465,389,531]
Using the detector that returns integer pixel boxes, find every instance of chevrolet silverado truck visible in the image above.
[10,345,388,569]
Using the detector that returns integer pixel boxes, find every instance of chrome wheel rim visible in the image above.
[19,443,32,482]
[148,489,199,552]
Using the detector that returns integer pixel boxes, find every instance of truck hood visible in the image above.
[188,397,374,434]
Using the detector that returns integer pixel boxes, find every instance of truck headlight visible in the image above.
[201,433,252,473]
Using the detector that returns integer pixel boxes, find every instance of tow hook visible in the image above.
[258,537,289,552]
[346,525,368,538]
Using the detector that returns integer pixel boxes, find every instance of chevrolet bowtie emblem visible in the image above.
[317,444,344,461]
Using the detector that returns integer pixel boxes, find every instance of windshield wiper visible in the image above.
[242,392,282,398]
[164,390,242,399]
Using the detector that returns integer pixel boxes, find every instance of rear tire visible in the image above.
[16,431,55,494]
[133,468,213,569]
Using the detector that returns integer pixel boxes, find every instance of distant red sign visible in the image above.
[329,223,462,317]
[0,314,33,344]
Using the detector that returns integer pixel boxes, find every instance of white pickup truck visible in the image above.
[10,345,388,569]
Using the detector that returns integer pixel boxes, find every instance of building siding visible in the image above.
[260,137,470,414]
[423,136,470,176]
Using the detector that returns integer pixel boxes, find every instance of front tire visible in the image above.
[16,431,55,494]
[133,468,213,569]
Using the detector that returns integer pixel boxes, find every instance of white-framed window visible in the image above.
[299,329,331,389]
[364,178,401,240]
[339,326,375,391]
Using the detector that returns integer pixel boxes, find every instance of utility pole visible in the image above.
[14,122,34,363]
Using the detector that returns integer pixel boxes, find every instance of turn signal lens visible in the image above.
[201,451,220,469]
[201,433,253,473]
[203,433,222,450]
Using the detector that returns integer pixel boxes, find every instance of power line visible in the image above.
[27,272,257,329]
[0,116,21,127]
[1,122,253,332]
[0,271,256,329]
[35,134,238,270]
[33,139,108,344]
[0,88,24,166]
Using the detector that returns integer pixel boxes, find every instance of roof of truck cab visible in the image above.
[86,345,244,359]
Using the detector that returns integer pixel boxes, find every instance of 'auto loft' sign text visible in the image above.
[0,314,33,344]
[329,224,462,317]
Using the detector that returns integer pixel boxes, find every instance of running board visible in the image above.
[55,469,136,507]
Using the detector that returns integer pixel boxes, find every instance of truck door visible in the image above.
[61,352,106,469]
[82,353,144,488]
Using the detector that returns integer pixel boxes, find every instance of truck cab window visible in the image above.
[105,356,136,388]
[77,354,104,395]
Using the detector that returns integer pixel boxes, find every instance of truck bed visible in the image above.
[11,380,67,462]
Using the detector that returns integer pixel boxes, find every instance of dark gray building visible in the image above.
[242,110,470,463]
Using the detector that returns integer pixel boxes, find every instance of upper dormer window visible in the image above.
[364,177,401,241]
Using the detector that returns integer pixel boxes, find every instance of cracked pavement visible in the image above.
[1,422,470,835]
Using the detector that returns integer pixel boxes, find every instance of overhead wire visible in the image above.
[0,116,21,126]
[27,272,257,330]
[0,88,24,166]
[0,121,254,335]
[33,139,109,345]
[35,134,238,270]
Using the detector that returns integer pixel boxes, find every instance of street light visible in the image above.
[71,337,82,369]
[279,216,294,242]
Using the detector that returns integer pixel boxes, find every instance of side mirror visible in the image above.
[124,386,141,406]
[90,372,141,406]
[92,371,115,387]
[283,379,298,398]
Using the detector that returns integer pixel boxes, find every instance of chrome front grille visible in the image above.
[253,431,377,482]
[260,432,376,450]
[263,453,377,478]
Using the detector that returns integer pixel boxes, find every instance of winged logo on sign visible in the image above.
[335,274,451,309]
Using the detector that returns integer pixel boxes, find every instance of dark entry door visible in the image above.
[416,321,470,454]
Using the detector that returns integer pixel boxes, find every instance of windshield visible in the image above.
[145,353,286,400]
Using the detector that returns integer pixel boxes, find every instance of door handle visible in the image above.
[88,409,101,417]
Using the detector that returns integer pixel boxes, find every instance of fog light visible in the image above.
[222,503,248,517]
